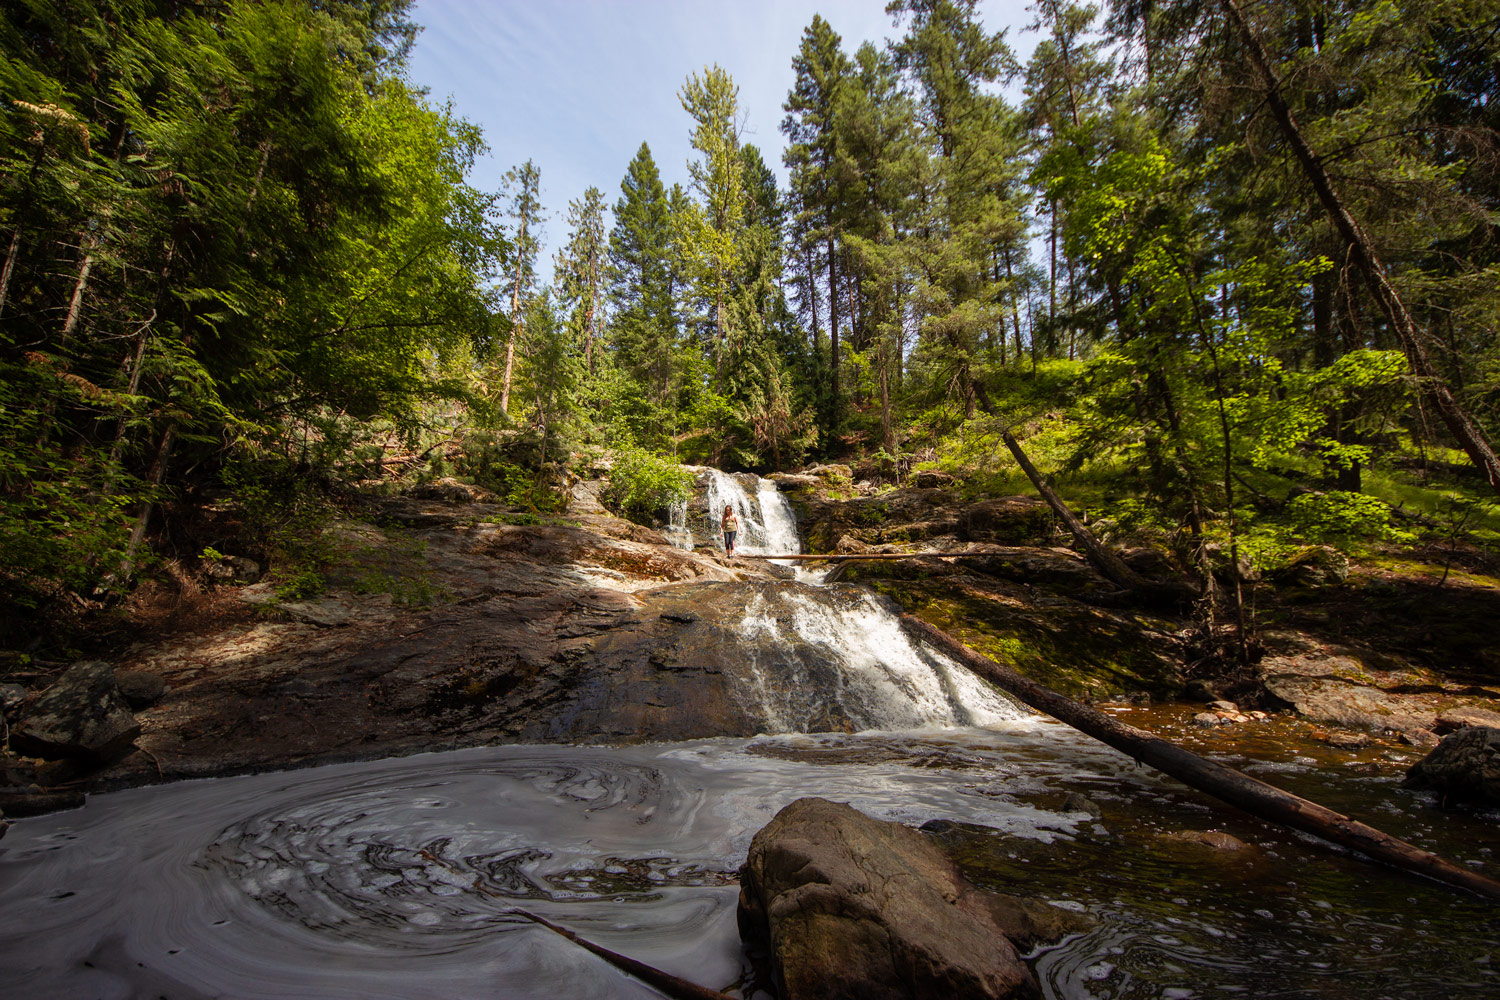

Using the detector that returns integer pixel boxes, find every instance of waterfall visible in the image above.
[736,587,1027,732]
[663,499,693,551]
[757,478,800,554]
[702,469,800,556]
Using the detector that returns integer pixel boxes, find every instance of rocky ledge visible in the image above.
[5,466,1500,810]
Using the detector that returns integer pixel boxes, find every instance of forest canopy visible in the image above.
[3,0,1499,624]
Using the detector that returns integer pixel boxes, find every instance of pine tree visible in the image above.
[606,143,677,445]
[500,159,542,416]
[782,15,853,437]
[889,0,1029,416]
[556,186,608,376]
[676,65,745,374]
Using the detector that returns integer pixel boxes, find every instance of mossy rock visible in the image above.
[873,579,1183,700]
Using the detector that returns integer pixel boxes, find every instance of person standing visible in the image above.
[721,503,739,556]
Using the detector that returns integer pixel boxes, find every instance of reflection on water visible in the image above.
[1,719,1497,999]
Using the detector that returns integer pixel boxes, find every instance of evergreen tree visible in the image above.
[499,159,542,416]
[556,185,608,376]
[676,65,746,374]
[782,15,857,441]
[889,0,1029,417]
[606,143,677,446]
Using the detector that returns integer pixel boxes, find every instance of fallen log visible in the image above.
[737,553,991,561]
[899,613,1500,904]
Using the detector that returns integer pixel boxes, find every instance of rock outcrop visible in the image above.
[1403,726,1500,805]
[1256,631,1500,739]
[958,497,1054,545]
[738,797,1040,1000]
[9,661,141,763]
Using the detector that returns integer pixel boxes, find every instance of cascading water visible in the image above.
[754,478,800,556]
[663,498,693,551]
[693,468,833,582]
[702,469,800,557]
[5,467,1496,998]
[735,587,1024,732]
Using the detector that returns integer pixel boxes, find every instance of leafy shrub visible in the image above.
[1286,490,1404,544]
[602,445,692,522]
[275,569,326,601]
[223,461,339,595]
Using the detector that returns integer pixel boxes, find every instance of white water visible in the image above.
[736,587,1025,732]
[663,499,693,552]
[5,722,1497,999]
[702,470,800,557]
[697,469,835,583]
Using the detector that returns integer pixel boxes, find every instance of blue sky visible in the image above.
[406,1,1040,277]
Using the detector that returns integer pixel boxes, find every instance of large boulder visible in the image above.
[406,476,494,504]
[1402,726,1500,805]
[959,497,1053,545]
[113,669,166,709]
[911,469,956,489]
[1273,545,1349,588]
[796,488,962,551]
[738,797,1039,1000]
[9,661,141,764]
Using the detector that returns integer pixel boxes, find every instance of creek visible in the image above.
[2,476,1496,999]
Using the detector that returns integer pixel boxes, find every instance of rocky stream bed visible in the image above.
[3,467,1499,998]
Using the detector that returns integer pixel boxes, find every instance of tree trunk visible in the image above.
[1218,0,1500,498]
[1048,199,1058,357]
[826,233,841,430]
[900,613,1500,904]
[502,211,530,416]
[500,332,519,415]
[1066,252,1077,361]
[107,308,158,470]
[584,255,598,375]
[0,228,20,317]
[1000,429,1147,590]
[510,908,734,1000]
[60,244,93,344]
[235,140,273,242]
[879,334,896,457]
[1003,246,1024,362]
[111,421,177,591]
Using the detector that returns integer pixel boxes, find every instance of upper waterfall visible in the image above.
[673,468,801,556]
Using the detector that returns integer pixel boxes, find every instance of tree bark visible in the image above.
[1003,246,1024,362]
[510,908,734,1000]
[1217,0,1500,498]
[110,420,177,591]
[1047,199,1058,357]
[107,308,157,470]
[502,210,531,416]
[900,614,1500,904]
[60,242,93,344]
[879,337,896,456]
[1000,429,1147,590]
[0,228,20,317]
[826,231,841,430]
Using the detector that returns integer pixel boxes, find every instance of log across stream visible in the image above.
[901,614,1500,904]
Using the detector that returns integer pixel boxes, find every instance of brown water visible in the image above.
[926,705,1500,999]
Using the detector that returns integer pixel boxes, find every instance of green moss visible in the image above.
[873,581,1181,699]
